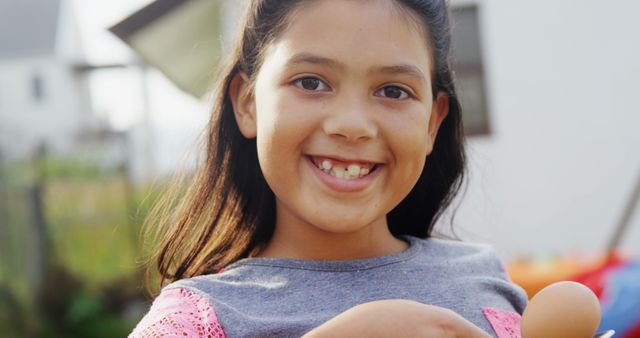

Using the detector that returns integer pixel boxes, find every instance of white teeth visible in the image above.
[314,157,375,180]
[347,164,360,176]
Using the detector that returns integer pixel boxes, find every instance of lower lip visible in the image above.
[305,156,381,193]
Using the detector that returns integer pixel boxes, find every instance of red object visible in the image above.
[623,321,640,338]
[571,253,628,298]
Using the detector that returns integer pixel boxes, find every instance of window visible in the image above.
[451,5,490,135]
[31,72,45,103]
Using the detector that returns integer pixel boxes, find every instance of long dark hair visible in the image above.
[146,0,466,288]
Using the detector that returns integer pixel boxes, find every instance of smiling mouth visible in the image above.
[309,155,379,180]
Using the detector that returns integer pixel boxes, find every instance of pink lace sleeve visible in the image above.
[483,307,522,338]
[129,287,226,338]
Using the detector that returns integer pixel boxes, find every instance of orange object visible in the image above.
[508,257,595,298]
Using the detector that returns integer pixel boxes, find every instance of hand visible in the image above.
[302,299,491,338]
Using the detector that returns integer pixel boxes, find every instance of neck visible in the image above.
[257,214,407,260]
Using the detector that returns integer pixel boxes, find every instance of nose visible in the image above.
[322,93,377,142]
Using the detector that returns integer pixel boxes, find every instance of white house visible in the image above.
[0,0,97,160]
[447,0,640,258]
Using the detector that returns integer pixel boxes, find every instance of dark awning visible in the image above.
[110,0,224,98]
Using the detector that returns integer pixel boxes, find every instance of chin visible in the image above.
[308,214,381,235]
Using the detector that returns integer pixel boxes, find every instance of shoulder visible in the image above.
[410,236,525,300]
[411,236,529,323]
[417,236,513,279]
[128,285,226,338]
[411,236,505,269]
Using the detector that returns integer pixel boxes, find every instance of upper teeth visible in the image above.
[316,159,374,180]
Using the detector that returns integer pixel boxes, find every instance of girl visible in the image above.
[131,0,528,337]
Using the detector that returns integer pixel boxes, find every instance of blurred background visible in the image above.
[0,0,638,337]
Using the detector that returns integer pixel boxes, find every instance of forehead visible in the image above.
[264,0,433,73]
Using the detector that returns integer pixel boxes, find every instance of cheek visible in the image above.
[388,110,432,160]
[384,111,431,199]
[254,91,315,173]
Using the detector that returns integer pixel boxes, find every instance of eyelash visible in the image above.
[292,76,413,100]
[373,85,412,100]
[293,76,330,92]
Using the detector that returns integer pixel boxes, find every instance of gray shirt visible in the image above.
[166,236,528,337]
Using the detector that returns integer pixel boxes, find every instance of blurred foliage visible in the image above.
[37,264,146,338]
[0,153,167,337]
[40,154,102,180]
[46,178,139,284]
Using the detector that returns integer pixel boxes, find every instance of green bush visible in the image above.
[0,154,166,337]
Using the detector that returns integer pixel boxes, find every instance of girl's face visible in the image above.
[232,0,448,256]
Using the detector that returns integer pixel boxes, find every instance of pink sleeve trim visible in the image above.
[483,307,522,338]
[129,287,226,338]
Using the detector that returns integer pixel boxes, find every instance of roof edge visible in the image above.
[109,0,190,41]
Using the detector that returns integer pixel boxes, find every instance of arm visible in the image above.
[303,299,491,338]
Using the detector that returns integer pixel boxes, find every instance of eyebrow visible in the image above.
[285,53,426,84]
[369,64,426,85]
[286,53,346,71]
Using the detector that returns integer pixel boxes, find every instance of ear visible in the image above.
[229,72,257,138]
[427,91,449,144]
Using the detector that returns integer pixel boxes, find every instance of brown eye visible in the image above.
[301,78,319,90]
[294,77,329,91]
[376,85,409,100]
[386,87,402,98]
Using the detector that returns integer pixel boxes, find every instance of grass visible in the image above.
[45,177,142,286]
[0,176,34,306]
[0,155,167,336]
